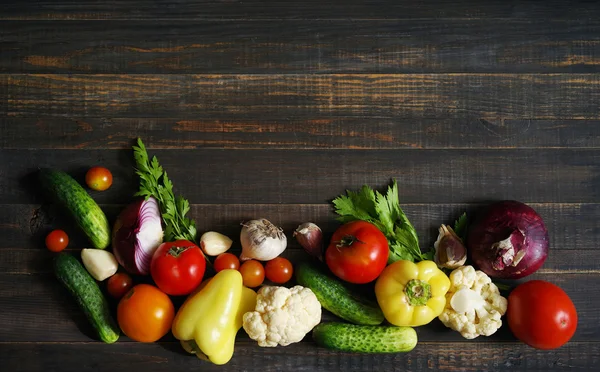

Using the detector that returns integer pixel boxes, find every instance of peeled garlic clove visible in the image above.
[434,224,467,269]
[293,222,324,261]
[81,248,118,281]
[200,231,233,256]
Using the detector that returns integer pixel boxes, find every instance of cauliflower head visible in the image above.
[438,265,508,339]
[242,285,321,347]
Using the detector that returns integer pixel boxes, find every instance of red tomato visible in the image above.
[107,273,133,299]
[117,284,174,343]
[214,253,240,272]
[45,229,69,252]
[239,260,265,288]
[85,166,113,191]
[265,257,293,284]
[507,280,577,350]
[325,220,389,284]
[150,240,206,296]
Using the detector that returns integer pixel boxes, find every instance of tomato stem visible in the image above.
[168,246,189,257]
[335,235,365,248]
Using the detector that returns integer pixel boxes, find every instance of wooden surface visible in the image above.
[1,1,599,371]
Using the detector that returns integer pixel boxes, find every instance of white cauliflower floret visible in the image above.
[438,265,508,339]
[242,285,321,347]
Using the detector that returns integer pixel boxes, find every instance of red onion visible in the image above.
[112,197,164,275]
[467,200,549,279]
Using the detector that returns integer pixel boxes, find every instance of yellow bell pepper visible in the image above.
[375,260,450,327]
[171,269,257,365]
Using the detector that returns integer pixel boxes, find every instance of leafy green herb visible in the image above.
[453,212,468,242]
[132,138,197,243]
[332,180,431,263]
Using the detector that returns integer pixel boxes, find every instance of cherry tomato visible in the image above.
[325,220,389,284]
[214,253,240,272]
[117,284,174,343]
[150,240,206,296]
[239,260,265,288]
[265,257,293,284]
[106,273,133,299]
[45,229,69,252]
[507,280,577,350]
[85,166,113,191]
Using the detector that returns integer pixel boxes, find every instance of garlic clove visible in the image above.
[200,231,233,256]
[293,222,324,261]
[81,248,118,282]
[434,224,467,269]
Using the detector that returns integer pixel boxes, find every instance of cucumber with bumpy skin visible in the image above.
[312,322,417,353]
[295,261,384,325]
[54,253,120,344]
[39,168,111,249]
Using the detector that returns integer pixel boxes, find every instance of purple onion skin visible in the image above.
[112,198,145,275]
[467,200,549,279]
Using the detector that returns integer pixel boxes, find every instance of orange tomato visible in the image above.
[117,284,174,342]
[85,166,113,191]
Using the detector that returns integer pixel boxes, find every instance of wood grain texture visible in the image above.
[3,203,599,253]
[1,1,598,370]
[3,149,600,205]
[2,0,600,20]
[2,20,599,74]
[1,247,597,276]
[3,118,600,149]
[0,272,596,343]
[2,74,600,119]
[1,341,597,372]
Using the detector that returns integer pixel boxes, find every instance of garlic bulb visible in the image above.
[240,219,287,261]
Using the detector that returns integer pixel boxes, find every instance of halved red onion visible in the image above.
[112,197,164,275]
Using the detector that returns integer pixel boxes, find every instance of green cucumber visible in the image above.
[54,253,120,344]
[312,322,417,353]
[39,168,111,249]
[295,261,384,325]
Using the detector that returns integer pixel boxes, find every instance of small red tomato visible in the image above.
[85,166,113,191]
[214,253,240,272]
[239,260,265,288]
[45,229,69,252]
[150,240,206,296]
[325,220,389,284]
[265,257,293,284]
[507,280,577,350]
[107,273,133,299]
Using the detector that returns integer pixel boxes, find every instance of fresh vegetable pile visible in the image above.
[39,138,578,364]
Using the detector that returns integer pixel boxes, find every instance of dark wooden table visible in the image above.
[1,1,599,371]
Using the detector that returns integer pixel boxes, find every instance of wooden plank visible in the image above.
[2,0,599,20]
[2,118,600,150]
[1,341,598,372]
[3,202,599,252]
[2,20,599,74]
[2,149,600,204]
[0,272,595,342]
[1,247,598,276]
[2,74,600,119]
[1,340,597,372]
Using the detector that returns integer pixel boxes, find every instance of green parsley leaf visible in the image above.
[132,138,198,244]
[453,212,468,241]
[332,179,429,263]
